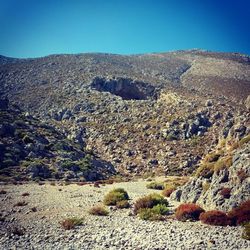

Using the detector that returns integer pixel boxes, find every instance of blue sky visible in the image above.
[0,0,250,58]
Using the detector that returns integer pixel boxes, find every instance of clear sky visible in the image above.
[0,0,250,58]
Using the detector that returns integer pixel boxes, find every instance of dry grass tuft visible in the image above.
[88,205,109,216]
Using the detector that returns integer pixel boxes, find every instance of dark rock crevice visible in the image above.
[91,77,157,100]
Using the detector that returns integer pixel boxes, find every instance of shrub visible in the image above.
[133,193,168,215]
[14,201,28,207]
[103,188,129,206]
[228,200,250,225]
[138,204,169,221]
[175,203,205,221]
[242,222,250,241]
[60,217,84,230]
[199,210,232,226]
[138,208,164,221]
[219,188,231,199]
[146,182,165,190]
[116,200,130,209]
[88,205,109,216]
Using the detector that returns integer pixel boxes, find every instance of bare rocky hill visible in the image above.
[0,50,250,179]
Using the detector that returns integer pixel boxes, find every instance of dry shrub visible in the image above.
[60,217,84,230]
[162,188,175,197]
[199,210,232,226]
[116,200,130,209]
[133,193,168,215]
[228,200,250,225]
[219,188,231,199]
[103,188,129,206]
[88,205,109,216]
[175,203,205,221]
[162,177,189,197]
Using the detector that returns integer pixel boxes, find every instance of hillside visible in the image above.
[0,97,115,182]
[0,50,250,178]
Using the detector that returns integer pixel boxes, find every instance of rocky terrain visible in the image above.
[0,50,249,178]
[0,49,250,249]
[0,97,115,182]
[0,180,249,250]
[171,135,250,211]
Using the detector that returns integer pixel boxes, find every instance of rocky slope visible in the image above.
[0,50,250,178]
[171,133,250,211]
[0,96,115,182]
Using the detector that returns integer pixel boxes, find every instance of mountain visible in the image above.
[0,50,249,179]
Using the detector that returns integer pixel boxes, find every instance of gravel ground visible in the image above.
[0,180,249,250]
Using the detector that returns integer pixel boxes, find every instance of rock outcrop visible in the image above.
[171,137,250,211]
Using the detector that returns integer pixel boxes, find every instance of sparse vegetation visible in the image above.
[228,200,250,225]
[88,205,109,216]
[60,217,84,230]
[175,203,205,221]
[196,154,233,178]
[116,200,130,209]
[162,177,189,197]
[146,182,165,190]
[199,210,232,226]
[103,188,129,206]
[162,188,175,197]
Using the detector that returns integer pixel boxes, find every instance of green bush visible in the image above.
[138,204,169,221]
[104,188,129,206]
[133,193,168,215]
